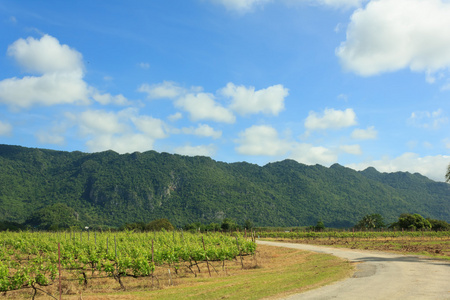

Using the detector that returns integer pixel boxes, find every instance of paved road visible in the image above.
[257,240,450,300]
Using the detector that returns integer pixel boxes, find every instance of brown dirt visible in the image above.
[270,236,450,259]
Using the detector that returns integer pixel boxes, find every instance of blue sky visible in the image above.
[0,0,449,181]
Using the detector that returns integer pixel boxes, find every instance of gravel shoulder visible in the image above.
[257,240,450,300]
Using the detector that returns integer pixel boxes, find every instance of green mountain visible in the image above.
[0,144,449,228]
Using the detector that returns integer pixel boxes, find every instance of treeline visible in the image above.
[2,205,449,233]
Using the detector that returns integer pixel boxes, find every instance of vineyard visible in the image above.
[0,230,256,298]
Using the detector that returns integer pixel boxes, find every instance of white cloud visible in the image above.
[0,120,12,136]
[78,110,126,136]
[212,0,364,13]
[221,83,288,116]
[138,81,185,99]
[0,35,130,109]
[182,124,222,139]
[0,72,90,109]
[132,115,168,139]
[337,0,450,80]
[289,143,338,165]
[211,0,272,13]
[444,138,450,149]
[347,153,450,182]
[339,144,362,155]
[92,90,129,106]
[71,109,168,154]
[86,133,152,154]
[305,108,357,130]
[408,109,448,129]
[315,0,365,9]
[287,0,366,9]
[168,112,183,122]
[138,62,150,69]
[36,130,65,145]
[176,93,236,123]
[174,144,217,157]
[351,126,377,140]
[7,34,83,74]
[235,125,290,156]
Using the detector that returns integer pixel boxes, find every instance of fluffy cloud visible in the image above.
[221,83,288,116]
[0,72,89,109]
[0,35,89,109]
[289,143,337,165]
[139,81,287,123]
[85,133,152,154]
[0,120,12,136]
[212,0,364,12]
[71,109,168,153]
[339,144,362,155]
[408,109,448,129]
[174,144,217,157]
[305,108,357,130]
[132,115,168,139]
[35,130,65,145]
[7,34,83,74]
[211,0,271,12]
[347,153,450,182]
[176,93,236,123]
[235,125,290,156]
[351,126,377,140]
[181,124,222,139]
[92,91,129,106]
[337,0,450,79]
[0,35,128,109]
[138,81,185,99]
[168,112,183,122]
[312,0,366,8]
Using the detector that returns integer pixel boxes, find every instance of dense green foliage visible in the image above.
[355,213,385,229]
[0,144,449,228]
[390,213,432,230]
[24,203,80,230]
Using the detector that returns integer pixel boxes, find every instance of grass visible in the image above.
[5,245,354,300]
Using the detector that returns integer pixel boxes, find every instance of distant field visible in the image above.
[259,230,450,260]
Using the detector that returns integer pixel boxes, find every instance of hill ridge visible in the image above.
[0,144,448,227]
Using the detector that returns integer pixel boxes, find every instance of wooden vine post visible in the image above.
[201,236,211,277]
[58,242,62,300]
[235,236,244,269]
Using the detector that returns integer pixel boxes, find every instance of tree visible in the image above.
[355,214,385,229]
[221,218,240,231]
[391,213,431,230]
[427,218,450,231]
[146,218,174,231]
[25,203,80,230]
[314,220,325,231]
[244,219,254,230]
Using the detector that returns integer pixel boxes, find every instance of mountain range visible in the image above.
[0,144,449,228]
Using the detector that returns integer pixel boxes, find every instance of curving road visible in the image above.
[257,240,450,300]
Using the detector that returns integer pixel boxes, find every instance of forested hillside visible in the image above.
[0,144,449,228]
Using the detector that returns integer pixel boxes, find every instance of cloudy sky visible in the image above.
[1,0,450,181]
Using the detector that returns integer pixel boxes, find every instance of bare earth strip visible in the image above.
[257,240,450,300]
